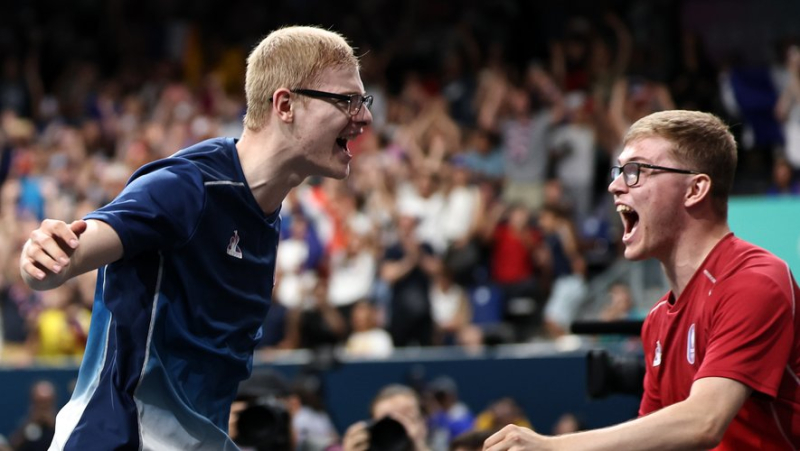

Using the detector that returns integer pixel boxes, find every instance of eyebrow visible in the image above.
[617,157,654,165]
[318,88,366,95]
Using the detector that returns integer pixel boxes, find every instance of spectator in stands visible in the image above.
[440,156,484,287]
[479,65,564,213]
[473,397,532,434]
[540,204,589,338]
[290,373,340,451]
[766,156,800,195]
[669,31,718,113]
[396,168,447,254]
[230,369,294,451]
[549,16,593,94]
[28,283,90,363]
[608,75,675,156]
[341,384,430,451]
[274,214,318,310]
[380,214,438,347]
[592,281,645,348]
[449,430,492,451]
[598,282,639,322]
[288,277,348,351]
[425,376,475,450]
[0,56,39,120]
[549,91,598,225]
[481,202,548,341]
[327,223,379,321]
[429,267,472,346]
[460,128,504,188]
[0,251,41,363]
[775,44,800,170]
[9,380,57,451]
[344,300,394,359]
[552,412,584,435]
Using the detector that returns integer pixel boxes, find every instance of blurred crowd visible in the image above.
[2,0,800,370]
[1,371,581,451]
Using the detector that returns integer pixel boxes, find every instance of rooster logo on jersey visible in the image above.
[653,340,662,367]
[227,230,243,259]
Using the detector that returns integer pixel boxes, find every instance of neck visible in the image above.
[236,128,306,214]
[661,219,730,299]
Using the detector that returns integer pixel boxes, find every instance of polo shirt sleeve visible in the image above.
[695,272,794,398]
[85,158,206,261]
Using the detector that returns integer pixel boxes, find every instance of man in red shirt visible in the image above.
[483,110,800,450]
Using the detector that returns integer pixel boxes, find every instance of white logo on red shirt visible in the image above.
[687,323,696,365]
[653,340,662,367]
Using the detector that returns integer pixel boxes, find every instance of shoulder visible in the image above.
[126,138,243,193]
[702,239,796,318]
[129,156,202,182]
[714,236,794,298]
[139,137,240,184]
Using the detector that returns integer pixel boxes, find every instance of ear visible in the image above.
[684,173,712,208]
[272,88,294,122]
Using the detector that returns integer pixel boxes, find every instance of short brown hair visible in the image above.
[369,384,422,418]
[243,26,359,131]
[623,110,737,218]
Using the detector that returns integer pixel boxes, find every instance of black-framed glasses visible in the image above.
[292,89,373,116]
[610,162,702,187]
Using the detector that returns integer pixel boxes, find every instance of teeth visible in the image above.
[617,205,634,213]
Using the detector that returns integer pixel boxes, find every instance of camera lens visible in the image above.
[367,416,413,451]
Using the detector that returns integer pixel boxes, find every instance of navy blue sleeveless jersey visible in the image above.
[50,138,281,450]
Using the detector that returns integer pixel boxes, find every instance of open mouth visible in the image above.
[336,137,352,156]
[617,204,639,242]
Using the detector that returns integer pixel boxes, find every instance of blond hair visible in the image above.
[624,110,737,218]
[243,26,359,131]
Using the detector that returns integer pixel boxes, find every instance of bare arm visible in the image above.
[484,377,750,451]
[20,219,123,291]
[605,12,632,78]
[477,76,508,132]
[380,254,418,284]
[775,50,800,121]
[608,77,629,143]
[316,296,348,339]
[653,82,676,111]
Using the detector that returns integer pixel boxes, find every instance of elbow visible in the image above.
[21,272,47,291]
[21,271,64,292]
[693,419,727,449]
[695,433,723,450]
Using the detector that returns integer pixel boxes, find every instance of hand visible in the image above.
[20,219,87,284]
[342,421,370,451]
[401,236,421,261]
[483,425,553,451]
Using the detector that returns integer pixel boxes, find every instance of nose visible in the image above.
[354,104,373,127]
[608,170,627,195]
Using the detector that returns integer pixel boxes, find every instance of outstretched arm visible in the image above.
[483,377,750,451]
[20,218,123,291]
